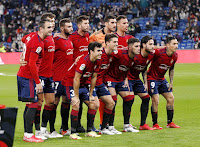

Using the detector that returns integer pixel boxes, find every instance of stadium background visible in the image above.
[0,0,200,146]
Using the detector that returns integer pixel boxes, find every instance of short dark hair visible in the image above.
[59,18,71,28]
[88,42,102,54]
[39,20,51,28]
[41,13,56,21]
[76,15,89,24]
[104,15,116,23]
[128,38,140,46]
[105,33,118,43]
[141,36,153,48]
[116,15,127,22]
[165,36,177,44]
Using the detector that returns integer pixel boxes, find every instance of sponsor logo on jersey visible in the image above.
[48,46,55,52]
[66,49,73,55]
[118,45,128,50]
[79,46,88,52]
[134,65,145,70]
[36,46,42,54]
[100,64,110,69]
[83,72,92,77]
[119,65,129,71]
[159,64,171,70]
[79,64,86,71]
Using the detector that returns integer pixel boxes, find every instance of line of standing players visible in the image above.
[17,13,180,143]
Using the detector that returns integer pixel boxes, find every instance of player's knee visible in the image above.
[167,96,174,104]
[72,102,80,111]
[152,97,159,105]
[88,101,96,110]
[38,99,43,106]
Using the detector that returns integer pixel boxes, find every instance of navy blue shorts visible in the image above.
[129,79,147,94]
[95,83,110,97]
[54,81,65,97]
[106,80,129,93]
[17,76,37,102]
[39,76,54,93]
[64,85,97,102]
[148,79,172,96]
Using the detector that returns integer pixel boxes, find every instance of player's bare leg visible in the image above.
[151,94,162,129]
[118,91,138,133]
[162,92,180,128]
[137,93,154,130]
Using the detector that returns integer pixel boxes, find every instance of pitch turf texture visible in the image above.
[0,64,200,147]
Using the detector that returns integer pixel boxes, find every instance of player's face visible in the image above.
[106,19,117,32]
[92,47,103,60]
[145,39,154,53]
[107,37,118,51]
[129,42,140,55]
[79,20,90,32]
[43,21,54,37]
[63,22,73,35]
[167,39,178,53]
[117,18,128,32]
[47,17,55,30]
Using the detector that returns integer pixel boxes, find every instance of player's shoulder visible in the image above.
[155,48,165,54]
[173,52,178,58]
[126,34,134,39]
[44,36,53,41]
[92,29,103,36]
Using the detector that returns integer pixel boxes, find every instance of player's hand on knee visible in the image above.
[123,80,130,91]
[168,83,173,91]
[36,83,43,94]
[71,96,80,106]
[144,83,148,91]
[89,95,95,102]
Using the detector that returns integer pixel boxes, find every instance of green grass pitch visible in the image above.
[0,64,200,147]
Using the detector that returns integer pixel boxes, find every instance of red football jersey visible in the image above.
[115,33,134,50]
[75,55,99,86]
[70,31,89,60]
[17,32,44,84]
[52,37,74,81]
[96,49,114,86]
[147,48,178,80]
[104,50,134,82]
[38,36,55,77]
[128,53,154,80]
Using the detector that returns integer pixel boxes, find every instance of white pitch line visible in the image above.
[0,73,16,76]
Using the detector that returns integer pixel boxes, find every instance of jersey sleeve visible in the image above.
[89,33,97,43]
[75,57,86,75]
[29,51,40,84]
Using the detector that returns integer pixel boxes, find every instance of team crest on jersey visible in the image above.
[94,65,97,69]
[113,49,118,54]
[36,47,42,54]
[171,59,173,64]
[86,37,89,42]
[79,64,86,71]
[109,58,112,62]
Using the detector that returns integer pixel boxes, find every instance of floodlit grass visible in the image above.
[0,64,200,147]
